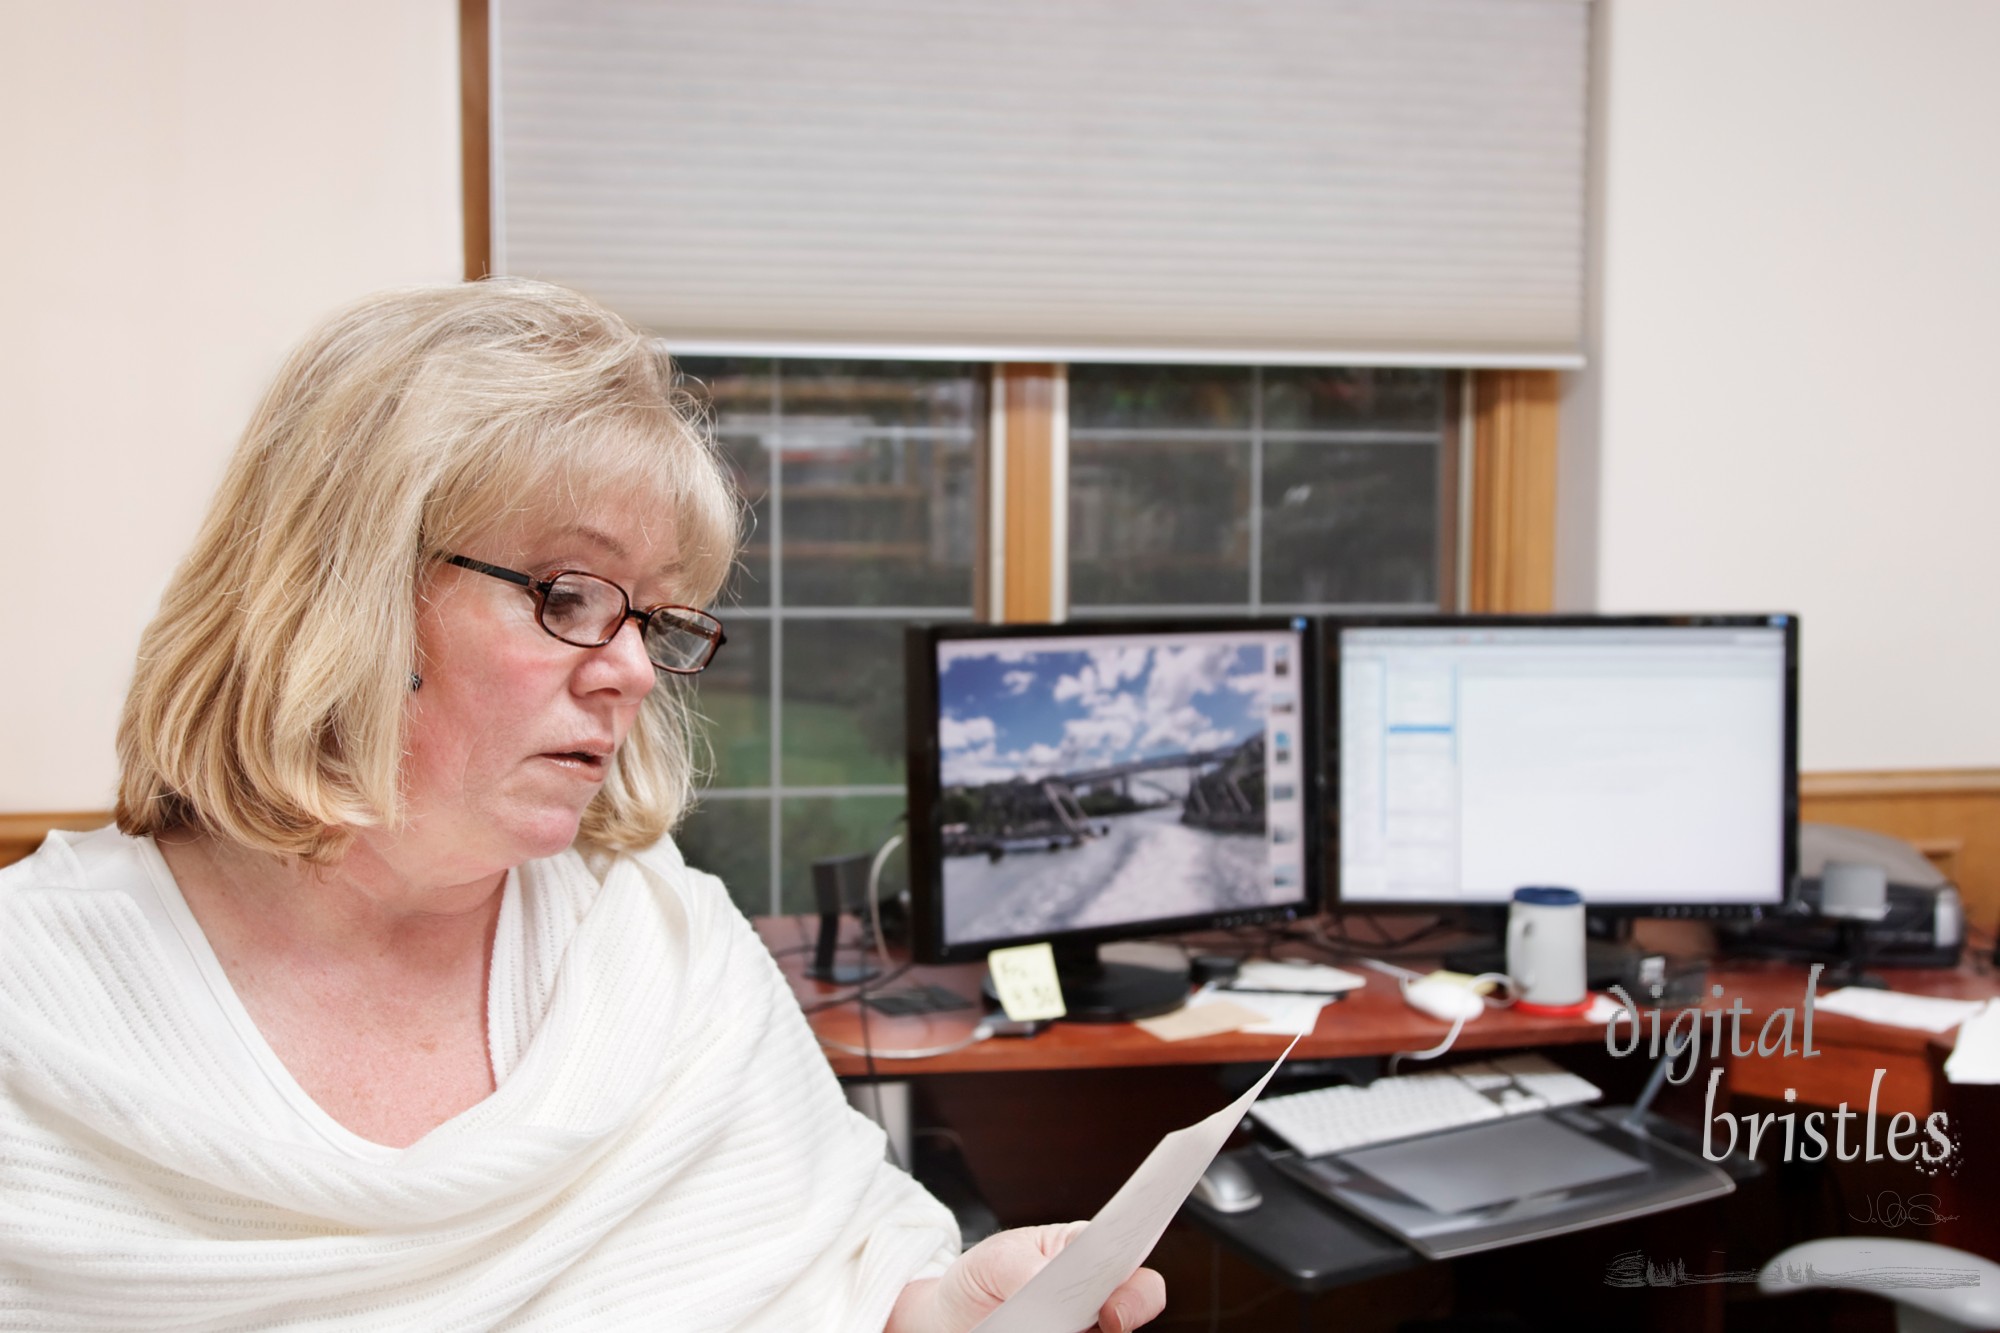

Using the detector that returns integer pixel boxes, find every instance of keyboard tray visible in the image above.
[1268,1106,1733,1261]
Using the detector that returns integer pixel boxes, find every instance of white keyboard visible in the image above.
[1250,1053,1603,1158]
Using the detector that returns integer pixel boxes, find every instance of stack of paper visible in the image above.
[1226,960,1367,995]
[1944,998,2000,1085]
[1137,984,1336,1041]
[1815,987,1988,1034]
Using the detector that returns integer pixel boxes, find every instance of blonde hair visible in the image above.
[116,278,741,863]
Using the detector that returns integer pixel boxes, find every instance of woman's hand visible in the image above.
[888,1222,1164,1333]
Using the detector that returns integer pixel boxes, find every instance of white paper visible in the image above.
[967,1036,1301,1333]
[1945,998,2000,1084]
[1191,982,1330,1036]
[1586,994,1624,1024]
[1815,987,1988,1034]
[1226,959,1366,994]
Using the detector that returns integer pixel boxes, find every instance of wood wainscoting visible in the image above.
[0,812,112,869]
[6,771,1997,922]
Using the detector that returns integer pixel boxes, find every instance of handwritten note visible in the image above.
[987,943,1067,1022]
[967,1037,1300,1333]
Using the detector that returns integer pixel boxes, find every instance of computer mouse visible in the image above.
[1403,977,1486,1023]
[1191,1157,1262,1213]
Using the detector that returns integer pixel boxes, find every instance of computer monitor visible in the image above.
[904,616,1321,1019]
[1328,614,1797,932]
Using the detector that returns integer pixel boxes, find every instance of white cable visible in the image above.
[1384,970,1511,1074]
[1388,1011,1468,1076]
[864,832,904,970]
[1355,955,1425,983]
[817,1019,995,1061]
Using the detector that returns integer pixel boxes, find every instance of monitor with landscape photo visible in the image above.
[903,618,1321,993]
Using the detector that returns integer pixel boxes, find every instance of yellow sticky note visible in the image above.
[987,943,1067,1022]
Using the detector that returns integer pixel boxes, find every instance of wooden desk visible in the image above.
[760,919,2000,1326]
[761,918,1996,1122]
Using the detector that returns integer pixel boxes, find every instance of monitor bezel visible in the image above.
[905,615,1324,965]
[1323,612,1799,919]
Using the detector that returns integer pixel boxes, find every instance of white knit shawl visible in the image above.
[0,831,957,1330]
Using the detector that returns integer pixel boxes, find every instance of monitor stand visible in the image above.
[981,939,1190,1023]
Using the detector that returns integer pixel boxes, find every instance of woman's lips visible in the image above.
[540,750,609,778]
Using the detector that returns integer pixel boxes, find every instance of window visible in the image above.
[674,359,1458,915]
[673,360,984,916]
[1068,366,1455,614]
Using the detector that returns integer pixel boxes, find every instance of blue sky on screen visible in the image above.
[938,641,1267,788]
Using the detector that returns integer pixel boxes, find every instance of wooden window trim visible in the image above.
[461,0,492,281]
[1466,369,1559,613]
[990,364,1062,624]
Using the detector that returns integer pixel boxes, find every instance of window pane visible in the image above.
[781,433,975,608]
[1261,443,1440,606]
[1262,367,1444,431]
[686,615,770,789]
[1068,363,1450,614]
[671,359,983,914]
[715,432,771,608]
[781,618,907,787]
[779,359,982,427]
[1070,364,1252,430]
[677,357,773,608]
[779,794,908,916]
[676,795,772,916]
[1068,440,1251,607]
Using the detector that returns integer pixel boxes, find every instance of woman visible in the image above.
[0,280,1163,1331]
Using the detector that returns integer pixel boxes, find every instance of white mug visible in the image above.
[1506,886,1587,1010]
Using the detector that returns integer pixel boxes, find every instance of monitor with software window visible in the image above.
[904,617,1321,1020]
[1327,615,1796,957]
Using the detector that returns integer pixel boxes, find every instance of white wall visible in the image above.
[1560,0,2000,772]
[6,1,1991,809]
[0,3,462,809]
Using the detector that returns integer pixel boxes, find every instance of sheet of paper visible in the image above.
[1227,959,1366,994]
[1136,996,1265,1042]
[1944,998,2000,1084]
[1586,994,1624,1024]
[1190,982,1331,1036]
[1815,987,1987,1034]
[986,943,1067,1022]
[967,1036,1300,1333]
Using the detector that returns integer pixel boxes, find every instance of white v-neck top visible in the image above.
[0,824,958,1330]
[98,831,523,1163]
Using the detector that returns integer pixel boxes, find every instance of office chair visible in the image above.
[1758,1237,2000,1332]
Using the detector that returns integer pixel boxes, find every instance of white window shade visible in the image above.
[493,0,1589,367]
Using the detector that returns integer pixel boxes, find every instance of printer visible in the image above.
[1718,823,1964,968]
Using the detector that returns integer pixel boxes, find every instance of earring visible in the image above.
[410,671,423,691]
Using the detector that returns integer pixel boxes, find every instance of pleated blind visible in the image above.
[493,0,1590,366]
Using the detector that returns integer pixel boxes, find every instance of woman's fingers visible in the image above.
[1097,1265,1166,1332]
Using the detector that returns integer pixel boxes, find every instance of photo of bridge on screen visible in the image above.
[934,632,1306,946]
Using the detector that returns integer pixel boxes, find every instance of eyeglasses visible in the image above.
[442,554,727,675]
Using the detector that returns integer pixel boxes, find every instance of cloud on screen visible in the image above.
[940,641,1262,788]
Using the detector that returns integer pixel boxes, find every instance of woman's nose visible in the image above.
[588,616,659,696]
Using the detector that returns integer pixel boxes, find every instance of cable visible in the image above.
[1353,955,1426,984]
[1384,970,1513,1074]
[864,830,904,972]
[1387,1012,1467,1076]
[796,961,914,1014]
[1291,913,1449,957]
[856,976,897,1168]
